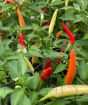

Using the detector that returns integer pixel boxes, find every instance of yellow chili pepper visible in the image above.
[24,56,34,73]
[38,85,88,103]
[31,57,39,64]
[49,9,58,36]
[65,0,69,6]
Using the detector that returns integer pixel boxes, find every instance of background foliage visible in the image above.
[0,0,88,105]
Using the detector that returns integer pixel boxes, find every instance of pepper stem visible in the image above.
[65,43,71,52]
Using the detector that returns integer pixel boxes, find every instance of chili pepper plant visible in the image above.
[0,0,88,105]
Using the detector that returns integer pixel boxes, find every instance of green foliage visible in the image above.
[0,0,88,105]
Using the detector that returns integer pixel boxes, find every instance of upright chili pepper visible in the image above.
[5,0,14,3]
[44,60,52,69]
[19,32,26,46]
[41,67,52,81]
[24,57,34,74]
[62,23,75,44]
[17,7,25,27]
[65,0,69,6]
[49,9,58,36]
[65,49,76,85]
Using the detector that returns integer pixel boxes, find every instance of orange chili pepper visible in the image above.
[56,31,62,38]
[65,49,76,85]
[17,7,25,27]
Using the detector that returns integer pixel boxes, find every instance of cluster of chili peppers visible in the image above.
[4,1,76,84]
[17,5,76,84]
[40,14,76,83]
[40,8,76,82]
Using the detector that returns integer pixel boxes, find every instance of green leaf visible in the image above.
[0,27,11,31]
[8,60,19,80]
[53,40,63,46]
[73,3,81,11]
[28,45,42,57]
[76,95,88,102]
[43,50,67,58]
[0,42,4,57]
[54,63,67,74]
[21,26,32,31]
[25,34,36,41]
[0,87,13,99]
[39,88,52,96]
[0,71,7,83]
[60,6,74,10]
[29,91,38,104]
[44,99,70,105]
[18,94,31,105]
[7,55,18,60]
[77,40,88,47]
[29,72,40,90]
[78,60,88,80]
[0,4,14,13]
[50,0,64,6]
[18,54,28,76]
[11,89,24,105]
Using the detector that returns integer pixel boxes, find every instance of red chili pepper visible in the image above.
[0,13,2,16]
[60,49,64,52]
[55,58,61,63]
[62,23,75,44]
[19,32,26,46]
[65,49,76,84]
[41,8,48,12]
[41,67,52,81]
[55,49,64,63]
[43,21,50,26]
[5,0,14,3]
[44,60,52,69]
